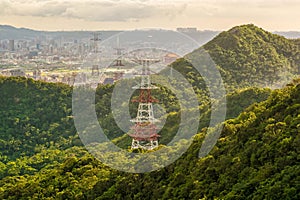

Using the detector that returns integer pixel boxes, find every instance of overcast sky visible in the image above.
[0,0,299,31]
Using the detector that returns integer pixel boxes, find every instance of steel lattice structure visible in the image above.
[128,59,160,150]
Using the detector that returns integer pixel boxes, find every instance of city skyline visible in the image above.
[0,0,299,31]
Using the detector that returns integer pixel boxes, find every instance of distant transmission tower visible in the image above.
[128,59,160,150]
[114,36,125,67]
[91,32,101,53]
[91,32,101,76]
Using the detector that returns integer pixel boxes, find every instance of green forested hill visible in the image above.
[0,76,271,157]
[0,76,80,162]
[172,24,300,91]
[204,24,300,87]
[0,78,299,199]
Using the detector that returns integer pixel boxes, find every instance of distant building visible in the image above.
[103,78,114,85]
[177,27,198,33]
[92,65,99,76]
[50,46,54,54]
[78,45,83,55]
[9,69,25,77]
[28,51,38,59]
[33,69,42,80]
[75,73,87,83]
[113,71,125,81]
[164,53,179,64]
[1,70,11,76]
[8,40,15,51]
[53,56,60,61]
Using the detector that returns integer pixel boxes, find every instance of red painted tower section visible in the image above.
[128,59,160,150]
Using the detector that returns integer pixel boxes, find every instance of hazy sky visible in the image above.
[0,0,299,31]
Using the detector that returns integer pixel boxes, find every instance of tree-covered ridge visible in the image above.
[225,87,271,119]
[184,80,300,199]
[186,24,300,89]
[168,25,299,103]
[0,76,81,162]
[0,74,272,151]
[0,78,299,199]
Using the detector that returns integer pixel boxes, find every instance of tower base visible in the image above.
[131,139,158,150]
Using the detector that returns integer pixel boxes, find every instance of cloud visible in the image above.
[0,0,68,17]
[62,2,159,22]
[0,0,188,22]
[3,0,298,31]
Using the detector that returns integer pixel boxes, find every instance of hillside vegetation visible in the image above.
[172,24,300,92]
[0,77,299,199]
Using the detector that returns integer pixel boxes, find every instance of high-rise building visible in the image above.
[8,40,15,51]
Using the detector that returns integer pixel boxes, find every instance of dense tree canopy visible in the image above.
[0,76,299,199]
[171,24,300,92]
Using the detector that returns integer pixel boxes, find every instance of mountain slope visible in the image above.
[0,25,120,40]
[0,78,299,199]
[203,24,300,87]
[0,25,40,39]
[0,76,80,162]
[172,24,300,91]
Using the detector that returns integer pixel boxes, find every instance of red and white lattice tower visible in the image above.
[128,59,160,150]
